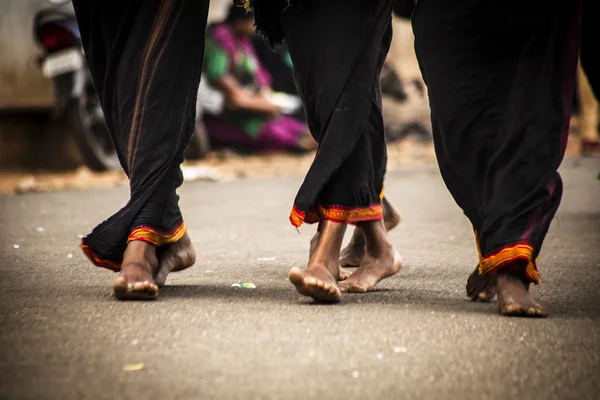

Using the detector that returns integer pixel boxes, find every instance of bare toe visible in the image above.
[466,265,497,302]
[289,266,340,303]
[339,281,368,293]
[113,277,158,301]
[497,268,547,318]
[339,246,402,293]
[339,267,352,281]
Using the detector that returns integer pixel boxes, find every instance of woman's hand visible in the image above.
[227,89,281,116]
[211,75,281,116]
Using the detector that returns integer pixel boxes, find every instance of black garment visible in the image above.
[393,0,416,20]
[580,0,599,99]
[412,0,581,283]
[72,0,210,269]
[254,0,393,226]
[251,34,306,123]
[251,35,296,95]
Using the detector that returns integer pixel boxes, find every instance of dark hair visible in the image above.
[226,4,254,23]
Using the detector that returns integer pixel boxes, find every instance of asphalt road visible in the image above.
[1,158,599,400]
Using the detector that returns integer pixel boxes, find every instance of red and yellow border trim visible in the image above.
[80,222,187,272]
[80,243,121,272]
[290,203,383,227]
[290,188,386,227]
[473,229,540,284]
[128,222,187,246]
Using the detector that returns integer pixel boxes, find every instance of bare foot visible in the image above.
[310,230,350,281]
[339,220,402,293]
[339,267,352,281]
[339,196,402,268]
[291,220,345,303]
[289,265,341,303]
[382,196,402,231]
[339,228,366,268]
[466,265,497,302]
[497,264,547,318]
[113,241,159,300]
[154,233,196,287]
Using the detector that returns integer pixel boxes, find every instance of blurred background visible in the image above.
[0,0,597,195]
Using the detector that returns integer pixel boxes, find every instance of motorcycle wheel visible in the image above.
[69,81,119,172]
[185,120,211,160]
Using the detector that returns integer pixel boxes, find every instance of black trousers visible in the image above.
[271,0,393,227]
[413,0,581,283]
[73,0,210,269]
[580,0,599,100]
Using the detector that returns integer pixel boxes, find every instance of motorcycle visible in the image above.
[33,0,209,171]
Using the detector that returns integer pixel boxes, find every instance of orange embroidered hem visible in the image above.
[477,243,540,284]
[128,222,187,246]
[80,243,121,272]
[472,228,540,284]
[80,222,187,272]
[290,204,383,227]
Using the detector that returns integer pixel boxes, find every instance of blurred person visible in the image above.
[569,60,599,155]
[576,63,600,155]
[72,0,211,300]
[413,0,582,317]
[202,6,315,153]
[250,0,402,302]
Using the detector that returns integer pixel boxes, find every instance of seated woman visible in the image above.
[251,35,307,124]
[202,6,315,153]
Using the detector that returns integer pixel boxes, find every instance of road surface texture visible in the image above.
[1,158,599,400]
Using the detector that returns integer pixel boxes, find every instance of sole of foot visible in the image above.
[289,266,341,303]
[339,246,402,293]
[466,265,497,302]
[154,234,196,287]
[113,276,158,300]
[497,269,547,318]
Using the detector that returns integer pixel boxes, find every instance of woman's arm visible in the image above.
[211,75,281,115]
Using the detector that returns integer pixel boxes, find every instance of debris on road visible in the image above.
[231,282,257,289]
[13,244,19,249]
[123,363,144,372]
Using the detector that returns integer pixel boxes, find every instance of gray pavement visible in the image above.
[1,158,599,400]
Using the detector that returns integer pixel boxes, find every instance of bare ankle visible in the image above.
[309,220,346,276]
[358,219,391,253]
[497,260,530,285]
